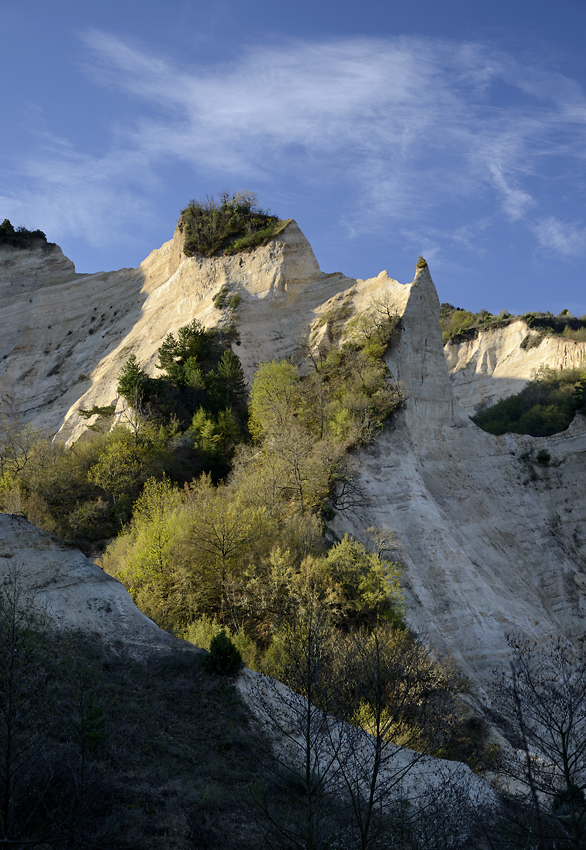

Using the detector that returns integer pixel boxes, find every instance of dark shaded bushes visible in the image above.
[0,617,266,849]
[0,219,48,249]
[472,365,586,437]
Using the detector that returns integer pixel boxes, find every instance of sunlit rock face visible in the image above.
[445,320,586,416]
[2,225,586,692]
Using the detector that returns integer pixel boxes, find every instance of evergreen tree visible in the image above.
[116,354,148,407]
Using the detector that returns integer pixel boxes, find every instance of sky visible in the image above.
[1,0,586,316]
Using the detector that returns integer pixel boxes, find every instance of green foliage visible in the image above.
[149,320,248,444]
[178,191,287,258]
[78,404,116,420]
[248,359,302,441]
[323,534,404,630]
[189,407,240,465]
[472,363,586,437]
[203,630,243,675]
[187,616,257,668]
[213,285,241,311]
[106,475,183,626]
[441,302,586,345]
[156,319,212,385]
[116,354,148,406]
[0,219,47,249]
[439,303,508,343]
[520,332,542,350]
[2,322,248,541]
[416,254,428,268]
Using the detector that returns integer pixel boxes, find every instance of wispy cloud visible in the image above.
[6,31,586,260]
[533,217,586,257]
[0,145,154,247]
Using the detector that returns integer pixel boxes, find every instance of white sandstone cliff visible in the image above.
[445,320,586,416]
[2,226,586,694]
[0,512,177,655]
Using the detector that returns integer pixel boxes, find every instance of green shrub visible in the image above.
[536,449,551,464]
[520,333,542,350]
[178,191,286,258]
[439,303,516,343]
[0,219,48,249]
[213,286,241,311]
[203,630,243,675]
[472,364,586,437]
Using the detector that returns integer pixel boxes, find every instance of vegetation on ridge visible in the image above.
[0,218,48,249]
[440,302,586,345]
[472,363,586,437]
[178,191,288,258]
[442,302,586,437]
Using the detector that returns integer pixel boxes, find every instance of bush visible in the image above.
[203,630,243,675]
[472,364,586,437]
[0,219,48,250]
[178,191,286,258]
[520,333,542,350]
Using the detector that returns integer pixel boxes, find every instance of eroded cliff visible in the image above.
[2,225,586,693]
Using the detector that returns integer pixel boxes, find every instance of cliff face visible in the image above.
[333,270,586,688]
[0,221,343,441]
[445,320,586,416]
[2,226,586,692]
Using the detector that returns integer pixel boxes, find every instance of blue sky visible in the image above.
[1,0,586,315]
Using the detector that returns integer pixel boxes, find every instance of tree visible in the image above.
[493,636,586,850]
[331,625,460,850]
[206,348,247,413]
[323,534,403,631]
[255,597,347,850]
[0,570,54,843]
[249,359,302,441]
[117,354,148,407]
[256,601,465,850]
[185,475,265,625]
[87,427,148,507]
[156,320,211,385]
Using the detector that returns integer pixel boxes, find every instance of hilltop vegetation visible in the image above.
[0,218,48,249]
[178,191,288,258]
[440,302,586,345]
[442,302,586,437]
[472,364,586,437]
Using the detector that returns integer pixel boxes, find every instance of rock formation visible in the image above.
[445,320,586,416]
[2,222,586,695]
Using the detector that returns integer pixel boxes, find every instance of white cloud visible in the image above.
[533,217,586,258]
[0,142,155,248]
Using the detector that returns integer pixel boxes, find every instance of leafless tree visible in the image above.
[492,635,586,850]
